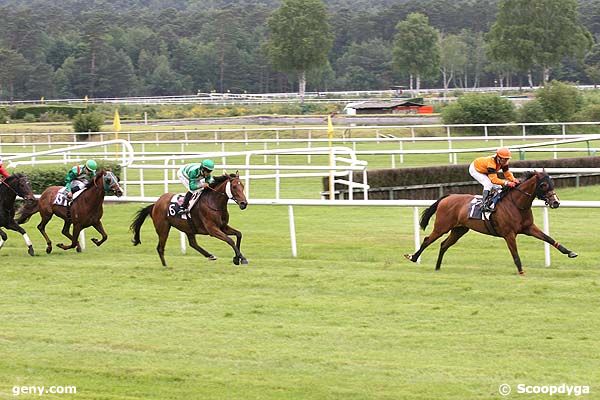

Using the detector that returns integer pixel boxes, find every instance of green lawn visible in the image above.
[0,185,598,399]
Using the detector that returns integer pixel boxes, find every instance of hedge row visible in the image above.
[14,162,122,194]
[324,156,600,200]
[1,105,87,119]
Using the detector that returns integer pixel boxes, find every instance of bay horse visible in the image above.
[130,173,248,267]
[17,170,123,253]
[0,173,36,256]
[404,171,578,275]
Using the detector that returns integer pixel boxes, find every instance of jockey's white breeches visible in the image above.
[469,162,493,191]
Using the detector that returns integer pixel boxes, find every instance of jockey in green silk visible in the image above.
[65,159,97,200]
[176,159,215,214]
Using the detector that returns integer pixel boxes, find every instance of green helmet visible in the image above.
[85,159,97,171]
[201,159,214,171]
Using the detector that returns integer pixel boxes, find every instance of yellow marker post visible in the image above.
[113,109,121,139]
[113,109,121,158]
[327,115,334,200]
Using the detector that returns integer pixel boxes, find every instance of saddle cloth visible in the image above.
[167,191,201,219]
[53,186,86,206]
[468,196,490,220]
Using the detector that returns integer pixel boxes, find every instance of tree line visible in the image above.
[0,0,599,101]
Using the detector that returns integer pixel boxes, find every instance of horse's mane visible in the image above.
[521,171,537,181]
[210,173,236,187]
[85,169,106,188]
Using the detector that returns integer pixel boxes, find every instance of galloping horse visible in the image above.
[130,173,248,267]
[0,173,36,256]
[17,170,123,253]
[404,171,578,275]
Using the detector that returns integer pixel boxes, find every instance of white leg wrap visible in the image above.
[23,233,32,247]
[0,238,4,249]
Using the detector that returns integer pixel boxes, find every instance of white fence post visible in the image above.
[288,205,297,257]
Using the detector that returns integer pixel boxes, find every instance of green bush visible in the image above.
[73,112,105,140]
[16,162,122,193]
[23,113,36,123]
[441,94,515,125]
[536,81,583,122]
[574,104,600,122]
[516,99,555,134]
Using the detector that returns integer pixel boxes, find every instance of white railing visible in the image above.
[5,139,135,167]
[123,147,369,200]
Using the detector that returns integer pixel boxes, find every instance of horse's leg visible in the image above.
[206,225,246,265]
[57,223,81,251]
[503,233,524,275]
[0,228,7,249]
[221,224,247,264]
[59,220,81,253]
[156,224,171,267]
[5,219,34,256]
[90,221,108,247]
[435,227,469,271]
[37,212,55,254]
[404,227,448,263]
[522,224,578,258]
[186,233,217,261]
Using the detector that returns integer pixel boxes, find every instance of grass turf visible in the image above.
[0,185,598,399]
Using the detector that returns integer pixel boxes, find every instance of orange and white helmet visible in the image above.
[496,147,512,159]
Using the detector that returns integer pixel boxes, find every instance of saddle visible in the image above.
[53,187,86,206]
[468,187,509,220]
[167,191,202,219]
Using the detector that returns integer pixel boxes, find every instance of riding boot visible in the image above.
[178,191,193,215]
[482,189,491,212]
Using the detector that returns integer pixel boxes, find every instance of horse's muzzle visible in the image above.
[549,200,560,209]
[238,201,247,210]
[115,189,124,197]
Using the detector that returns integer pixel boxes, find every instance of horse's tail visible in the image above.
[420,195,449,230]
[16,198,39,224]
[130,204,154,246]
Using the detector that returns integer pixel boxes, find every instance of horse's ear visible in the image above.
[235,170,239,177]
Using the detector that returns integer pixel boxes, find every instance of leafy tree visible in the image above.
[0,48,31,100]
[487,0,593,85]
[266,0,333,100]
[335,39,393,90]
[392,13,440,93]
[439,34,467,96]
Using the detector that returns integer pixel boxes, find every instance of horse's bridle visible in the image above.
[1,175,32,199]
[511,175,556,208]
[206,178,242,205]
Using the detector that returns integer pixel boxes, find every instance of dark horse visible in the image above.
[130,173,248,267]
[0,174,36,255]
[17,170,123,253]
[404,171,578,275]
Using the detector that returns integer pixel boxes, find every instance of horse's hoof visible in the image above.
[76,246,82,253]
[568,252,578,258]
[519,270,526,276]
[91,238,100,246]
[28,246,34,256]
[207,255,217,261]
[241,259,249,265]
[46,246,52,254]
[403,254,416,262]
[233,256,240,265]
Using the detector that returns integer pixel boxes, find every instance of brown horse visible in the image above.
[0,173,36,256]
[17,170,123,253]
[130,173,248,267]
[404,171,578,275]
